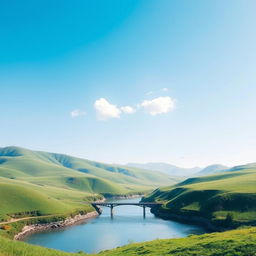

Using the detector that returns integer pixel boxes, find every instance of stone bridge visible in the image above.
[91,202,162,218]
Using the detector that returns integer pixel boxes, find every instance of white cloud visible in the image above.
[140,96,175,116]
[120,106,136,114]
[70,109,86,118]
[162,87,169,92]
[93,96,176,120]
[94,98,121,120]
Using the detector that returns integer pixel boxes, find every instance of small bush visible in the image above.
[225,213,234,226]
[1,225,11,231]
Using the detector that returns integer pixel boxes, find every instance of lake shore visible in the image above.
[20,197,208,253]
[14,211,99,240]
[150,207,223,232]
[13,195,143,241]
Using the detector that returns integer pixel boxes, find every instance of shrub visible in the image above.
[1,225,11,231]
[225,212,234,226]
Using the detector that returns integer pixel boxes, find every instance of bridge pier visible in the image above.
[110,204,114,218]
[143,205,146,218]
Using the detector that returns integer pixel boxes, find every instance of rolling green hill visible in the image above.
[0,183,71,216]
[143,166,256,228]
[0,146,178,221]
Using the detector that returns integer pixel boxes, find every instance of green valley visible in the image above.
[0,146,178,222]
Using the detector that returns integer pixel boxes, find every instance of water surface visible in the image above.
[24,198,206,253]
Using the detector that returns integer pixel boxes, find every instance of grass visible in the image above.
[0,227,255,256]
[99,227,256,256]
[0,183,72,220]
[0,235,80,256]
[0,177,98,222]
[143,168,256,227]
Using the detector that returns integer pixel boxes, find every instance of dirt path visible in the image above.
[0,215,57,225]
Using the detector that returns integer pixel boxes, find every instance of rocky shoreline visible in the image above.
[14,211,99,240]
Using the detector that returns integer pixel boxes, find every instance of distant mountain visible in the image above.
[126,162,201,177]
[198,164,229,176]
[228,162,256,172]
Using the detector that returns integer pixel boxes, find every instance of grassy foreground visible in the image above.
[0,227,255,256]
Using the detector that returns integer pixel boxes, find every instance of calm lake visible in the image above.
[24,198,206,253]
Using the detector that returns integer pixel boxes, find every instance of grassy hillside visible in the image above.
[0,227,255,256]
[0,146,177,188]
[0,177,96,222]
[0,183,72,219]
[143,167,256,228]
[0,146,178,221]
[99,227,256,256]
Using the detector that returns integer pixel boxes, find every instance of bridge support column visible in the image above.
[143,205,146,218]
[110,204,114,218]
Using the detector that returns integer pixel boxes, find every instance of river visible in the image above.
[24,198,206,254]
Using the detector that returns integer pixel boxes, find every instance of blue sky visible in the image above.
[1,0,256,167]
